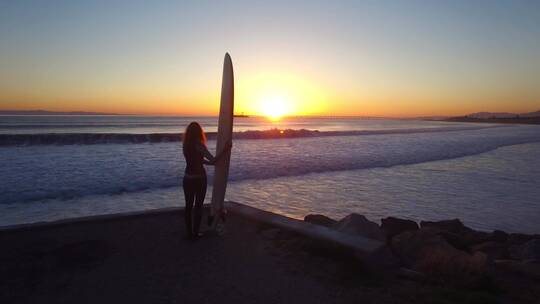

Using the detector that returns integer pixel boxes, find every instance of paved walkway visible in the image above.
[0,209,400,304]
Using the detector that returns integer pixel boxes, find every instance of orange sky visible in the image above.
[1,2,539,117]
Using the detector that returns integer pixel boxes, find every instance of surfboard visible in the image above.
[210,53,234,230]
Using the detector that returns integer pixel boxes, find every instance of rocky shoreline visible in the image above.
[305,213,540,287]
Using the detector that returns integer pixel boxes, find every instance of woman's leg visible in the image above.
[183,177,196,238]
[192,175,207,236]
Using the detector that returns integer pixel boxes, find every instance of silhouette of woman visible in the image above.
[182,122,231,239]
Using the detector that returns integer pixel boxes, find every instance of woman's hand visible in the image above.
[208,140,232,166]
[224,139,232,151]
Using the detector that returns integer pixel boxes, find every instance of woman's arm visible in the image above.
[197,144,215,164]
[198,141,232,165]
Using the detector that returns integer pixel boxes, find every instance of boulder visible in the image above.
[465,231,491,247]
[469,251,489,272]
[391,228,456,267]
[304,214,337,228]
[392,228,487,275]
[334,213,385,241]
[489,230,509,243]
[509,239,540,261]
[471,241,509,261]
[507,233,539,246]
[436,231,471,251]
[420,219,489,249]
[522,239,540,261]
[380,217,418,240]
[495,259,540,278]
[420,219,473,234]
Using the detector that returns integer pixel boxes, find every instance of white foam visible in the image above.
[1,124,539,205]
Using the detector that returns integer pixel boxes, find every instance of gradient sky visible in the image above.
[1,0,539,117]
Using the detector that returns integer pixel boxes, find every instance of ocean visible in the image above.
[1,115,539,233]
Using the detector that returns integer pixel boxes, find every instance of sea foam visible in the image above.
[1,124,539,205]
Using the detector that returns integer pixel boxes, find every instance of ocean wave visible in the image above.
[0,123,189,129]
[2,124,539,206]
[0,125,497,146]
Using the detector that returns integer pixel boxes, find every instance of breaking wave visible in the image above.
[0,125,497,146]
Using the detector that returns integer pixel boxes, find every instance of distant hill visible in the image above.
[446,110,540,125]
[466,112,516,119]
[416,115,450,120]
[464,110,540,119]
[520,110,540,118]
[0,110,120,115]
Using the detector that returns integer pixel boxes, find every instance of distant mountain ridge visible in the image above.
[464,110,540,119]
[0,110,120,115]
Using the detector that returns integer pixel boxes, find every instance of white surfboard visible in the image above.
[210,53,234,229]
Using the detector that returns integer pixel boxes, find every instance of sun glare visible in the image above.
[236,72,328,118]
[259,95,290,120]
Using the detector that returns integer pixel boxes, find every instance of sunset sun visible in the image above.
[235,71,328,119]
[258,95,290,120]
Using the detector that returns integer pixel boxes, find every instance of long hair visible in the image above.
[183,122,207,153]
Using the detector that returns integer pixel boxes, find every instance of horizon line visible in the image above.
[1,108,539,119]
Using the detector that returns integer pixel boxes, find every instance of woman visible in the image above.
[182,122,231,239]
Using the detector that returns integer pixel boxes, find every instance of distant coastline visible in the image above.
[418,110,540,124]
[445,116,540,125]
[0,110,121,116]
[429,109,540,125]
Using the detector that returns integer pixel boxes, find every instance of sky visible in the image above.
[1,0,539,117]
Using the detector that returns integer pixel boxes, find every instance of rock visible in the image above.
[420,219,473,234]
[509,239,540,261]
[469,251,489,272]
[507,233,538,245]
[495,259,540,278]
[522,239,540,261]
[334,213,385,241]
[380,217,418,240]
[436,231,471,251]
[465,231,491,247]
[391,228,456,267]
[471,241,509,261]
[420,219,489,249]
[304,214,337,228]
[392,228,487,275]
[489,230,508,243]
